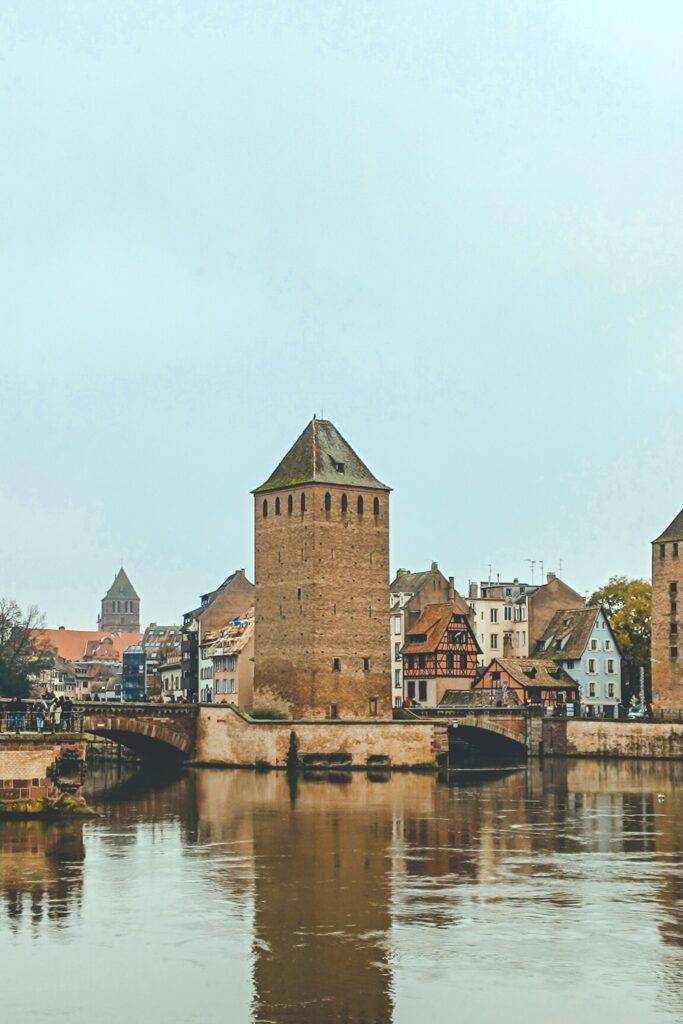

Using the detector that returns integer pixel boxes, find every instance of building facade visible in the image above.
[182,569,254,700]
[651,508,683,711]
[253,417,391,719]
[122,644,146,702]
[534,606,622,717]
[99,568,140,633]
[401,602,481,707]
[467,574,585,664]
[390,564,471,708]
[474,657,579,711]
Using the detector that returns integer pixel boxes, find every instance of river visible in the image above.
[0,760,681,1024]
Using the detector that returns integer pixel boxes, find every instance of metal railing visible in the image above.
[0,708,85,734]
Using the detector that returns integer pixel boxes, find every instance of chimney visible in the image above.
[396,568,409,578]
[448,576,455,601]
[547,572,556,582]
[468,582,478,599]
[431,561,438,571]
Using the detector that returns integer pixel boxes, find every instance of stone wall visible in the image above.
[195,705,439,768]
[0,739,85,800]
[254,483,391,720]
[651,540,683,711]
[543,719,683,760]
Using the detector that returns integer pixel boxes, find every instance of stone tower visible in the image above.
[253,417,391,719]
[651,507,683,711]
[99,567,141,633]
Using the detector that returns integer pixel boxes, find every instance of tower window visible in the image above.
[368,696,378,716]
[675,543,680,558]
[660,543,666,559]
[297,588,301,601]
[287,494,293,515]
[332,658,341,672]
[373,497,380,516]
[275,497,281,515]
[262,499,268,518]
[301,493,306,513]
[357,495,364,515]
[362,657,370,671]
[670,582,678,595]
[671,646,678,660]
[324,492,331,512]
[341,494,348,514]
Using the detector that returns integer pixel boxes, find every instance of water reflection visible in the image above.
[0,760,681,1024]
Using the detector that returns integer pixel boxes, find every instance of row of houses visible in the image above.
[391,565,622,717]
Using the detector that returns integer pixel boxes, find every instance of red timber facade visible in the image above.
[402,602,481,707]
[474,657,579,711]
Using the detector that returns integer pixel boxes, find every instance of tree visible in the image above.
[0,599,51,697]
[587,577,651,704]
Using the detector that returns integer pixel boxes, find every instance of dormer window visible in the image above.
[333,461,344,473]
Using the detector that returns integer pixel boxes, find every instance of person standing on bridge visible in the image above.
[51,697,62,733]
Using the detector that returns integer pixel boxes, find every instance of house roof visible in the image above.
[390,569,433,594]
[483,657,578,690]
[103,567,139,601]
[402,602,480,655]
[653,508,683,544]
[185,569,254,623]
[37,629,143,663]
[533,607,599,661]
[203,608,255,656]
[253,418,389,494]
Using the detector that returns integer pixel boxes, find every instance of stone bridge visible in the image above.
[400,706,543,759]
[79,703,198,760]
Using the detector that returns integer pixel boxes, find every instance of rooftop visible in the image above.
[653,507,683,544]
[254,418,389,494]
[533,607,600,661]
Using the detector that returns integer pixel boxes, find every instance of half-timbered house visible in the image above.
[401,602,481,706]
[474,657,579,711]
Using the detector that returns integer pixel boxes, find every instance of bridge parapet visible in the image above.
[77,702,198,759]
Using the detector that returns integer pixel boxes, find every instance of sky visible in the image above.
[2,1,682,629]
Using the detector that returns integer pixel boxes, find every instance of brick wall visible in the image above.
[253,484,391,719]
[651,541,683,710]
[0,742,69,800]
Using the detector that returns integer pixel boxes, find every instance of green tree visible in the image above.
[587,577,651,703]
[0,599,50,697]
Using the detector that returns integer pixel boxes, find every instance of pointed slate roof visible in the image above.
[654,508,683,544]
[253,418,390,493]
[104,567,139,601]
[533,606,599,661]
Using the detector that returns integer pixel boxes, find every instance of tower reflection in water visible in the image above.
[0,760,681,1024]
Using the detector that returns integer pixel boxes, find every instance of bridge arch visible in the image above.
[447,720,527,765]
[80,705,197,761]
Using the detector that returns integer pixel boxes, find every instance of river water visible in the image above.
[0,760,681,1024]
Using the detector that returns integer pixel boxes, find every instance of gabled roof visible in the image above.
[390,569,433,594]
[253,418,389,493]
[482,657,578,691]
[534,607,599,661]
[104,567,139,601]
[654,508,683,544]
[402,602,480,655]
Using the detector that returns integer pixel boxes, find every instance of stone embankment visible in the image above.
[542,719,683,760]
[0,735,95,818]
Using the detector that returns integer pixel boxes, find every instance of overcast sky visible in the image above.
[2,1,682,629]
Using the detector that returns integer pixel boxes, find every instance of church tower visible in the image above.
[99,568,141,633]
[253,418,391,719]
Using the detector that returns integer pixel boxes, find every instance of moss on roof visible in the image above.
[253,418,390,493]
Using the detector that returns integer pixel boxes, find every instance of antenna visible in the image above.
[488,563,492,583]
[539,560,544,582]
[526,559,536,585]
[558,558,563,577]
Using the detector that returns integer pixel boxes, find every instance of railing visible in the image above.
[398,705,533,720]
[0,709,85,734]
[75,701,198,718]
